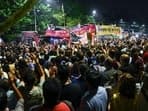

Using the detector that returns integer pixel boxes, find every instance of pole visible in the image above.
[61,3,66,29]
[34,7,37,32]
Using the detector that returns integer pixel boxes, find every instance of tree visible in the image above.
[0,0,91,38]
[0,0,38,34]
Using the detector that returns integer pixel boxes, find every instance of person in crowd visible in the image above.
[101,57,117,86]
[30,78,72,111]
[94,54,106,73]
[74,63,88,95]
[143,44,148,73]
[19,68,43,111]
[130,47,144,82]
[0,88,8,111]
[48,58,58,78]
[0,34,148,111]
[71,62,80,82]
[57,65,82,110]
[0,70,24,111]
[79,69,108,111]
[136,74,148,111]
[119,53,130,73]
[109,73,137,111]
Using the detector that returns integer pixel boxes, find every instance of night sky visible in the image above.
[77,0,148,24]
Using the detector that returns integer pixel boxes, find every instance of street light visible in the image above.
[92,10,96,17]
[92,10,97,24]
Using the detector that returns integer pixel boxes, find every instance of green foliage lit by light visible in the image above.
[0,0,92,37]
[0,0,38,34]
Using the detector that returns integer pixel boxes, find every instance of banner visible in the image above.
[45,29,70,40]
[96,25,121,37]
[71,24,96,45]
[72,24,96,35]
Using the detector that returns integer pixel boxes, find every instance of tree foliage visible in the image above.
[63,0,88,26]
[0,0,91,36]
[0,0,38,34]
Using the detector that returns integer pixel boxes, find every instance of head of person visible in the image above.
[109,49,116,59]
[0,79,10,92]
[104,57,113,70]
[85,69,101,90]
[97,54,106,65]
[16,59,28,77]
[75,51,84,61]
[22,68,36,88]
[119,73,136,99]
[57,65,70,85]
[65,49,72,57]
[59,49,65,56]
[71,62,80,76]
[79,63,89,79]
[43,78,62,108]
[120,54,130,66]
[0,88,7,111]
[131,47,139,59]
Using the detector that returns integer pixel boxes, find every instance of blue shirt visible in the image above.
[80,86,108,111]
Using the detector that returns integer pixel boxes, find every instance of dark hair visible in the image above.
[0,79,10,92]
[59,49,64,55]
[76,51,84,61]
[17,59,28,70]
[109,49,116,59]
[23,68,36,86]
[0,88,7,111]
[131,47,139,57]
[120,54,130,65]
[71,56,79,63]
[71,62,79,76]
[98,54,106,65]
[104,57,113,69]
[79,63,89,77]
[87,50,92,57]
[49,50,57,56]
[57,65,70,85]
[6,54,16,64]
[86,69,101,89]
[29,47,36,53]
[119,73,136,99]
[65,49,72,57]
[43,78,62,108]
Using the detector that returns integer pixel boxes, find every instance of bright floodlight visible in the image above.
[92,10,96,16]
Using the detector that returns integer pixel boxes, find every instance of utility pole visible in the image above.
[34,7,37,32]
[61,3,66,29]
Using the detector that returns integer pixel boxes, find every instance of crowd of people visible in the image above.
[0,36,148,111]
